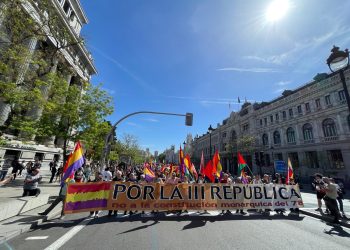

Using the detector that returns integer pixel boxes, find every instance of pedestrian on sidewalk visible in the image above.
[0,159,11,181]
[49,161,58,183]
[39,179,75,219]
[11,156,21,180]
[312,173,327,212]
[322,177,341,224]
[332,178,346,217]
[55,163,63,183]
[18,161,25,177]
[22,167,42,197]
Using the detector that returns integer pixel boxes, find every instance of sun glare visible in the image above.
[265,0,290,22]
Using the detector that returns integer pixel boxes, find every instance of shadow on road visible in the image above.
[324,224,350,237]
[117,221,160,234]
[182,220,207,230]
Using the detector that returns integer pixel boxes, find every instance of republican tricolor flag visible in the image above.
[61,141,84,186]
[287,158,294,184]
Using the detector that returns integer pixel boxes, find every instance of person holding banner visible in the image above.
[89,172,103,218]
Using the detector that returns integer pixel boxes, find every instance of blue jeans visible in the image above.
[0,170,8,181]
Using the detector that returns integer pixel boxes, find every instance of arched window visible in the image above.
[303,123,313,141]
[273,131,281,144]
[231,130,237,141]
[286,127,295,143]
[323,118,337,137]
[262,134,269,146]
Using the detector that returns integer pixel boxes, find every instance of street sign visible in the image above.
[274,160,287,173]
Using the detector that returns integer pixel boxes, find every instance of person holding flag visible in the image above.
[39,141,84,219]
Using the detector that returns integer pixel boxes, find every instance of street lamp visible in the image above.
[327,46,350,112]
[183,141,186,151]
[208,125,214,159]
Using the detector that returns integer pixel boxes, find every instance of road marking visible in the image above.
[44,218,92,250]
[25,236,49,240]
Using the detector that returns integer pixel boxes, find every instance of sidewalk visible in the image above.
[300,190,350,228]
[0,173,63,244]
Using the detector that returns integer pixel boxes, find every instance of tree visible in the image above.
[0,0,114,163]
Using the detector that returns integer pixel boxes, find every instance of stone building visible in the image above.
[0,0,96,168]
[191,69,350,184]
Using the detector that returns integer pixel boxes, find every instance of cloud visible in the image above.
[275,81,291,86]
[142,118,159,123]
[89,45,157,93]
[244,26,350,67]
[216,67,279,73]
[126,122,138,127]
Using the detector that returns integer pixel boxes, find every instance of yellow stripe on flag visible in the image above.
[65,190,110,203]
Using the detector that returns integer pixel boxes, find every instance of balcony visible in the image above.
[303,139,315,144]
[322,136,339,142]
[287,141,297,145]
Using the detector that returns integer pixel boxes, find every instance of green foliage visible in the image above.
[0,0,114,163]
[109,134,144,164]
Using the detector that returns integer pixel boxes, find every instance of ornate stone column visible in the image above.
[0,37,38,126]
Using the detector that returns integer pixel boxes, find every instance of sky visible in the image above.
[80,0,350,154]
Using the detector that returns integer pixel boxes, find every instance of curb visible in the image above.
[0,207,61,245]
[300,209,350,229]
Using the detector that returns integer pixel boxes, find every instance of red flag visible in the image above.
[203,160,215,183]
[190,163,198,181]
[237,152,248,177]
[200,151,205,175]
[287,158,294,184]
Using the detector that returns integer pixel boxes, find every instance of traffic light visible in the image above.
[185,113,193,126]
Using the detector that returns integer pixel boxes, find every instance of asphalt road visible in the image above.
[2,210,350,250]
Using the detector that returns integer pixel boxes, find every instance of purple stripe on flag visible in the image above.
[65,199,108,211]
[61,157,85,184]
[145,175,154,182]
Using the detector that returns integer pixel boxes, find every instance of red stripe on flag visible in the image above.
[67,182,111,194]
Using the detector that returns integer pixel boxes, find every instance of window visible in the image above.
[315,98,321,109]
[273,131,281,144]
[288,152,299,168]
[63,1,70,13]
[325,95,332,106]
[231,130,237,141]
[264,118,267,126]
[323,118,337,137]
[303,123,313,141]
[275,113,279,121]
[305,103,310,112]
[338,90,345,101]
[243,123,249,131]
[305,151,319,168]
[289,108,293,118]
[297,105,302,114]
[260,119,263,126]
[286,127,296,143]
[222,132,226,138]
[270,115,273,123]
[282,111,287,119]
[262,134,269,146]
[327,150,344,169]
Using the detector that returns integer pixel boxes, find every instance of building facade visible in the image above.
[191,70,350,184]
[0,0,96,168]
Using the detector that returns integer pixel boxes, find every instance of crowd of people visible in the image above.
[1,158,347,224]
[55,163,307,218]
